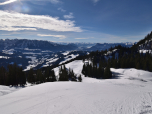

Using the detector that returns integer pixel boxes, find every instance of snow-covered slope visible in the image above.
[54,60,84,79]
[0,86,21,96]
[1,61,152,114]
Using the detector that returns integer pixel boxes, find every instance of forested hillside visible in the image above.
[1,32,152,86]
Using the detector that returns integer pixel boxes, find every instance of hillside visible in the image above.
[132,31,152,51]
[1,33,152,113]
[0,60,152,114]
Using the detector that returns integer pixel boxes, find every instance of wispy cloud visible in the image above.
[64,13,74,19]
[49,0,60,4]
[0,0,18,5]
[0,0,60,5]
[0,10,82,32]
[92,0,100,3]
[37,34,66,39]
[58,8,66,12]
[0,27,37,31]
[75,38,88,39]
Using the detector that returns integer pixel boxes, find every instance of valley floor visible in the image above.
[0,61,152,114]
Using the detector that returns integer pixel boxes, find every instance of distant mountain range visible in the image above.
[0,39,135,52]
[0,39,78,51]
[58,42,135,51]
[0,39,135,70]
[86,42,134,51]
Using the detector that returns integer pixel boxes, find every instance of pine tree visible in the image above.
[71,70,77,81]
[27,68,35,84]
[82,64,86,75]
[7,64,14,86]
[59,66,68,81]
[78,75,82,82]
[50,70,57,82]
[0,66,6,85]
[149,61,152,72]
[136,62,140,69]
[39,70,44,83]
[103,65,112,79]
[45,68,50,82]
[18,67,26,86]
[36,69,41,84]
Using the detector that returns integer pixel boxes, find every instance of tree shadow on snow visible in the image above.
[111,72,123,79]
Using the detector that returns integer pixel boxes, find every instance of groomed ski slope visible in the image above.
[0,86,21,96]
[0,60,152,114]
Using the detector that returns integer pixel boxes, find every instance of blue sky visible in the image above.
[0,0,152,43]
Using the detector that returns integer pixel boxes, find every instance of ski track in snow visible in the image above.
[0,60,152,114]
[1,83,152,114]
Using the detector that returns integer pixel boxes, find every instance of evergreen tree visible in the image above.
[27,68,35,84]
[39,70,44,83]
[45,68,50,82]
[18,67,26,86]
[50,70,57,82]
[70,70,77,81]
[136,62,140,69]
[82,64,86,75]
[7,64,14,86]
[36,69,41,84]
[103,65,112,79]
[0,66,6,85]
[59,66,68,81]
[78,75,82,82]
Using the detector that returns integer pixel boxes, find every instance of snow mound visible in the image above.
[111,68,152,84]
[0,86,21,96]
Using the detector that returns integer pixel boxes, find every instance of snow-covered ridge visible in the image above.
[86,42,134,51]
[139,39,152,53]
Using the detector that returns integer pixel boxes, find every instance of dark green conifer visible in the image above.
[78,75,82,82]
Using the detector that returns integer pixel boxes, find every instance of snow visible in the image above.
[42,58,59,67]
[23,52,42,55]
[0,56,10,59]
[47,58,59,63]
[59,54,79,65]
[24,48,41,51]
[26,56,37,62]
[24,56,41,71]
[110,68,152,84]
[54,60,84,78]
[139,49,151,53]
[0,86,21,96]
[24,64,36,71]
[2,49,14,55]
[62,51,70,55]
[1,60,152,114]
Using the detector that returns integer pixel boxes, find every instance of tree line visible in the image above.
[0,63,81,86]
[0,64,26,86]
[58,65,82,82]
[82,62,112,79]
[27,65,82,85]
[82,44,152,78]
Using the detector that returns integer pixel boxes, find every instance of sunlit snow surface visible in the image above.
[1,60,152,114]
[0,86,21,96]
[139,49,151,53]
